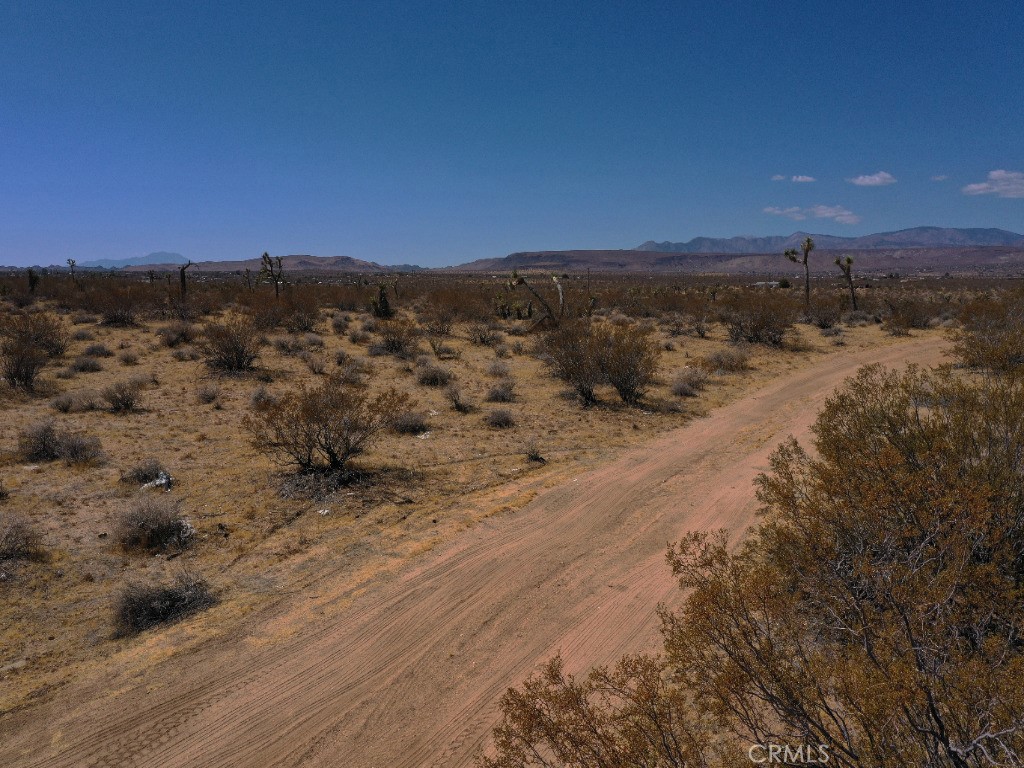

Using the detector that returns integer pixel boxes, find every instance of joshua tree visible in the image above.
[27,268,39,294]
[836,255,858,311]
[508,271,562,329]
[257,252,284,299]
[178,260,194,298]
[785,236,815,310]
[66,258,76,280]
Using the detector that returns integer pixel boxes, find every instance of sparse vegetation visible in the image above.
[671,366,709,397]
[115,496,193,553]
[113,573,215,637]
[485,409,516,429]
[202,316,265,372]
[17,420,104,465]
[244,373,410,471]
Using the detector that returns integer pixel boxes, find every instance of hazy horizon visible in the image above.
[2,1,1022,268]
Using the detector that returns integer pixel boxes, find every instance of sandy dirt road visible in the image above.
[1,336,948,768]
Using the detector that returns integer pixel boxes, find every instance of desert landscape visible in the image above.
[1,261,1023,765]
[3,3,1023,765]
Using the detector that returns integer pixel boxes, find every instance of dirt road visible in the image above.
[1,336,948,767]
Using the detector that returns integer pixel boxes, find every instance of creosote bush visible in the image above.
[201,316,265,372]
[393,411,430,435]
[18,420,104,465]
[244,372,410,472]
[0,514,42,561]
[671,366,709,397]
[485,364,1024,768]
[102,379,144,413]
[700,346,749,373]
[539,321,661,405]
[113,573,214,637]
[156,321,198,348]
[0,312,67,390]
[116,496,193,553]
[120,459,167,485]
[485,379,516,403]
[485,409,516,429]
[417,364,454,387]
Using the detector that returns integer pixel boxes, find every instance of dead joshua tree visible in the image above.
[178,260,194,298]
[785,236,815,310]
[508,271,563,329]
[836,255,858,311]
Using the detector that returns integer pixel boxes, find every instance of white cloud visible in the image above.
[764,206,806,220]
[848,171,897,186]
[931,175,949,182]
[807,205,861,224]
[771,174,786,181]
[962,169,1024,198]
[791,175,816,183]
[764,204,861,224]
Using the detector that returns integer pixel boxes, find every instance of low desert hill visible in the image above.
[453,246,1024,276]
[121,254,422,274]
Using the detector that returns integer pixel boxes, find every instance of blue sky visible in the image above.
[1,0,1021,267]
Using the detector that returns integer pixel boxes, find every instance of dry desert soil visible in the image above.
[0,331,948,767]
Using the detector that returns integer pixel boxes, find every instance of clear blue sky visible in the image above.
[2,0,1022,267]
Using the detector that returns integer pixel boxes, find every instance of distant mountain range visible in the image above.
[120,254,422,274]
[635,227,1024,254]
[79,252,190,269]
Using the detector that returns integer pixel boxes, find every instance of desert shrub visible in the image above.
[0,312,67,389]
[348,329,371,345]
[171,347,200,362]
[600,325,660,404]
[539,321,660,405]
[331,315,350,335]
[1,336,47,389]
[883,297,935,336]
[424,307,455,336]
[486,379,517,403]
[156,321,198,348]
[243,373,410,471]
[51,393,75,413]
[299,351,327,375]
[469,324,504,347]
[334,348,349,366]
[98,289,138,326]
[524,440,545,463]
[700,346,750,373]
[58,432,105,464]
[69,355,103,373]
[428,337,460,360]
[113,572,214,637]
[18,420,103,464]
[71,328,95,341]
[304,333,325,348]
[484,409,516,429]
[196,382,221,404]
[115,496,193,553]
[0,477,7,502]
[372,317,419,358]
[487,361,510,378]
[18,420,65,461]
[538,322,605,405]
[335,360,370,386]
[102,380,144,413]
[272,335,307,356]
[952,296,1024,373]
[120,458,167,485]
[202,316,264,372]
[71,313,97,325]
[671,367,709,397]
[417,364,454,387]
[493,343,511,359]
[486,365,1024,768]
[806,297,841,329]
[721,291,796,346]
[281,289,321,333]
[250,385,276,408]
[445,384,473,413]
[118,350,139,366]
[0,514,41,561]
[393,411,430,435]
[83,342,113,358]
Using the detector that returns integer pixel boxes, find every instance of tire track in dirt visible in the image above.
[0,336,948,768]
